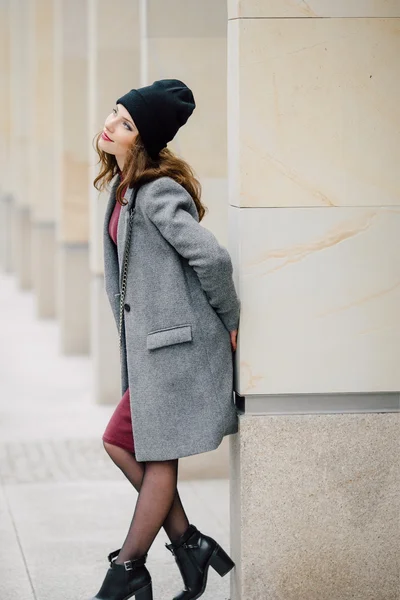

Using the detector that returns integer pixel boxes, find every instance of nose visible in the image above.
[105,112,117,131]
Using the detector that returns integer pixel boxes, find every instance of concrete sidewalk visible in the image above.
[0,273,231,600]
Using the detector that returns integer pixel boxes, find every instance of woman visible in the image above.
[91,79,241,600]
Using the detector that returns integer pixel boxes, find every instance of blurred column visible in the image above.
[88,0,140,403]
[228,2,400,599]
[140,0,230,474]
[54,0,90,354]
[0,0,13,273]
[141,0,229,243]
[29,0,57,317]
[9,0,32,289]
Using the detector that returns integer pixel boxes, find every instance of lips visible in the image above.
[102,131,113,142]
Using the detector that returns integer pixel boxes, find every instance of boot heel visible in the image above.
[135,582,153,600]
[209,545,235,577]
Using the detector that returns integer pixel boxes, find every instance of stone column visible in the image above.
[228,1,400,599]
[141,0,231,476]
[88,0,140,403]
[29,0,57,317]
[54,0,90,354]
[0,0,13,273]
[9,0,32,289]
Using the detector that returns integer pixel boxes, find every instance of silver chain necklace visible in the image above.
[118,187,140,359]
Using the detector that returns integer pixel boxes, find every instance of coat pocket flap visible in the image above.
[146,324,193,351]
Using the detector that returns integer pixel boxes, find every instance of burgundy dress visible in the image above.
[102,185,135,454]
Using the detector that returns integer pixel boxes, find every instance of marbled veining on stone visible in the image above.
[228,0,400,19]
[231,206,400,394]
[229,18,400,208]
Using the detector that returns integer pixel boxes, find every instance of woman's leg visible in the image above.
[114,458,180,562]
[103,442,189,544]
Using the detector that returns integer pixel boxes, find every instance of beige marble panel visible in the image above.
[232,205,400,395]
[231,412,400,599]
[147,0,226,38]
[147,38,227,178]
[228,0,400,18]
[228,18,400,208]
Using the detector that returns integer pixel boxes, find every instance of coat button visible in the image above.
[124,303,130,312]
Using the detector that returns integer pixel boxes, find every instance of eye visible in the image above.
[113,107,132,131]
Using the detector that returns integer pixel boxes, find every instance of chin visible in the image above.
[99,138,115,155]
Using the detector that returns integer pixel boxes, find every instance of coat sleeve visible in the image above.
[143,177,241,332]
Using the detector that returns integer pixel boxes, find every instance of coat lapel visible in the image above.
[103,179,139,300]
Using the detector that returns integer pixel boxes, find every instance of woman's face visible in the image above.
[99,103,138,164]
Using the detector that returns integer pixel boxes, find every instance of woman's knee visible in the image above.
[103,439,137,460]
[103,439,119,456]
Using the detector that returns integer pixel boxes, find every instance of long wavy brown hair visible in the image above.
[92,132,207,222]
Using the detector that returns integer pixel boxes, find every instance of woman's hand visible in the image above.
[230,329,238,352]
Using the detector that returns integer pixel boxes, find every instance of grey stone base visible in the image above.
[12,206,32,290]
[0,194,14,273]
[236,391,400,414]
[230,412,400,600]
[31,222,56,318]
[57,244,90,354]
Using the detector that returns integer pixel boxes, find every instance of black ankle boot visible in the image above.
[165,524,235,600]
[90,548,153,600]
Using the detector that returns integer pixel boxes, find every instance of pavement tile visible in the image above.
[0,486,35,600]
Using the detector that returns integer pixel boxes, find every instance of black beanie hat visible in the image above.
[116,79,195,159]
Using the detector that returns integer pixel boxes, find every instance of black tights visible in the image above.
[103,442,190,562]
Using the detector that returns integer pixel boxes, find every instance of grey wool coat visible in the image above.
[103,174,241,462]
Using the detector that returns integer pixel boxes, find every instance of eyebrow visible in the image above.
[116,105,135,127]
